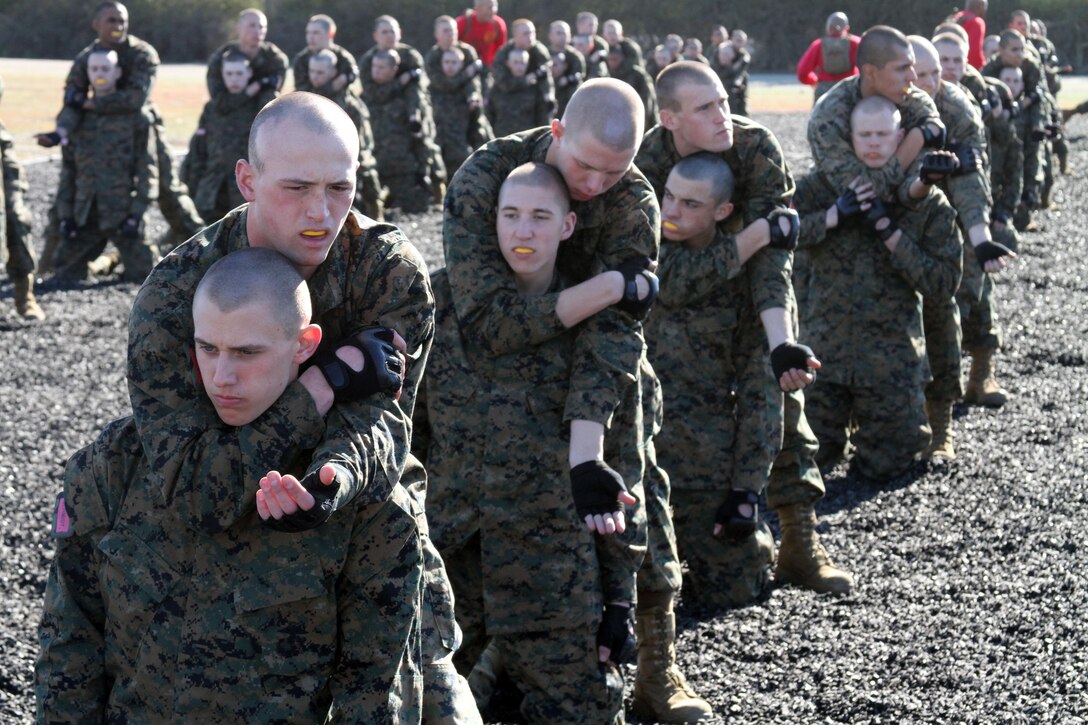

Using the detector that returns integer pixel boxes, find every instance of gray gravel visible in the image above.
[3,112,1087,723]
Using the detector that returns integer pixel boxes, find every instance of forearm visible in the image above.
[556,271,623,327]
[759,306,792,349]
[569,419,605,466]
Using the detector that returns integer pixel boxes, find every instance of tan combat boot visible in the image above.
[964,347,1009,407]
[632,594,713,723]
[13,273,45,320]
[775,503,854,594]
[923,399,956,460]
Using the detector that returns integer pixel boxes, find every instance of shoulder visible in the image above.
[343,211,429,278]
[811,78,859,119]
[63,417,143,536]
[125,35,160,62]
[143,208,249,295]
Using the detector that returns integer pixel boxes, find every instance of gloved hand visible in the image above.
[306,326,407,404]
[118,215,145,242]
[919,121,946,149]
[613,256,659,320]
[974,240,1014,268]
[596,602,634,666]
[261,468,339,533]
[714,489,761,540]
[60,218,79,241]
[949,143,981,176]
[835,187,865,220]
[919,152,959,185]
[865,198,898,242]
[771,341,816,380]
[767,208,800,250]
[570,460,629,521]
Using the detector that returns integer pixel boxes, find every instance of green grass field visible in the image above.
[2,58,1087,163]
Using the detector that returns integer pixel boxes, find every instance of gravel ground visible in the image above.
[3,112,1088,722]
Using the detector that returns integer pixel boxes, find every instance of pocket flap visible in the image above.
[233,556,327,614]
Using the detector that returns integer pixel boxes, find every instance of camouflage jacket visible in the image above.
[636,121,794,314]
[56,107,156,230]
[487,75,547,137]
[647,244,781,494]
[206,41,289,110]
[126,207,434,535]
[415,270,645,634]
[189,95,260,215]
[1,119,30,247]
[292,42,360,93]
[609,60,658,130]
[443,127,660,427]
[57,34,159,133]
[935,79,992,230]
[424,41,482,94]
[490,40,556,109]
[360,43,430,100]
[552,44,586,116]
[582,35,610,79]
[367,81,429,176]
[426,43,491,156]
[982,54,1049,125]
[793,172,962,387]
[36,417,424,723]
[808,76,943,203]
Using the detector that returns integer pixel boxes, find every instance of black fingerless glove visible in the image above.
[60,218,79,241]
[919,122,946,149]
[570,460,628,521]
[118,215,145,242]
[614,256,659,320]
[974,240,1013,267]
[949,143,981,176]
[835,187,864,220]
[715,489,761,540]
[596,602,634,666]
[767,208,800,250]
[919,152,958,185]
[307,326,405,404]
[770,341,815,380]
[262,469,340,533]
[865,198,898,242]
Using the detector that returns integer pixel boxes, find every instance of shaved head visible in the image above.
[851,95,901,128]
[561,78,645,152]
[656,60,719,112]
[248,92,359,171]
[857,25,910,70]
[195,247,311,336]
[501,162,571,214]
[671,152,735,205]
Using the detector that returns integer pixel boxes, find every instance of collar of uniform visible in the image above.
[304,211,359,318]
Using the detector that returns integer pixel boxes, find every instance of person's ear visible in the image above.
[714,201,734,222]
[660,107,678,130]
[295,324,323,364]
[236,158,258,202]
[550,118,565,142]
[560,211,577,240]
[896,128,906,145]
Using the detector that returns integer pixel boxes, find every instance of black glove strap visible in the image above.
[614,256,659,320]
[570,460,628,520]
[715,489,761,540]
[308,326,405,404]
[767,208,800,250]
[262,469,339,533]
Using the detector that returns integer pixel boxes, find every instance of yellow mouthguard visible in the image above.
[302,231,325,237]
[662,221,679,231]
[513,247,533,253]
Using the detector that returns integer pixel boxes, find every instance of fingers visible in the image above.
[586,512,625,535]
[258,472,289,520]
[258,470,312,518]
[282,475,316,511]
[256,489,271,520]
[778,368,815,392]
[712,522,723,537]
[807,356,823,369]
[598,645,612,664]
[390,329,408,353]
[319,464,338,486]
[618,490,638,506]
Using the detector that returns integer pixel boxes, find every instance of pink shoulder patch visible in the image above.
[52,492,73,538]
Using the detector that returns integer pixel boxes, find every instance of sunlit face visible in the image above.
[549,24,570,49]
[1010,14,1030,36]
[912,52,942,98]
[496,181,575,292]
[661,173,732,244]
[999,66,1024,98]
[603,22,621,45]
[513,25,535,49]
[983,36,1000,58]
[549,125,634,201]
[682,40,701,60]
[663,79,734,155]
[442,51,464,77]
[999,38,1024,67]
[864,45,917,103]
[572,35,591,55]
[654,47,672,67]
[475,0,497,21]
[576,16,596,35]
[937,42,966,83]
[237,120,357,278]
[237,13,267,48]
[305,22,331,51]
[507,51,528,77]
[194,298,306,427]
[371,58,397,84]
[851,109,904,169]
[87,53,122,94]
[435,21,456,48]
[308,59,336,88]
[710,27,726,46]
[374,21,399,50]
[93,4,128,46]
[222,60,252,94]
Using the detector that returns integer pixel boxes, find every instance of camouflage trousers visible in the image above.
[443,533,623,724]
[766,389,825,511]
[671,488,774,610]
[923,294,964,402]
[635,440,683,597]
[151,111,205,244]
[957,259,1002,351]
[807,379,930,481]
[2,184,35,278]
[51,211,158,284]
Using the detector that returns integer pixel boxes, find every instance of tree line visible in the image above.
[1,0,1084,74]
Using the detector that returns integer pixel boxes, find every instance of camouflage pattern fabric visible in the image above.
[292,43,360,93]
[808,76,943,204]
[982,54,1049,200]
[582,35,610,79]
[188,95,260,222]
[126,206,434,535]
[443,127,659,428]
[308,84,385,217]
[936,79,992,229]
[206,41,288,109]
[552,44,586,117]
[360,43,430,99]
[426,42,493,175]
[0,120,36,277]
[606,56,657,130]
[367,79,440,213]
[56,34,159,134]
[36,417,425,723]
[489,40,556,134]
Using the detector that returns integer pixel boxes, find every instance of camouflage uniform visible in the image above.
[0,119,36,280]
[808,77,943,203]
[607,53,658,130]
[488,41,556,137]
[367,78,442,213]
[416,270,645,723]
[793,174,962,479]
[186,94,261,223]
[425,42,493,175]
[713,49,751,116]
[36,416,425,723]
[637,121,825,592]
[582,36,610,79]
[57,35,204,251]
[308,84,386,220]
[648,248,782,608]
[206,41,289,107]
[982,54,1048,216]
[53,107,159,282]
[292,43,360,93]
[552,45,586,117]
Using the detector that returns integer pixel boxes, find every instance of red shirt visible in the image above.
[796,34,861,85]
[456,11,507,67]
[951,11,986,69]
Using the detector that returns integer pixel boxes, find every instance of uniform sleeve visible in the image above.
[129,114,157,219]
[92,43,159,116]
[887,196,963,300]
[730,312,782,493]
[292,50,310,91]
[738,126,795,312]
[656,235,743,308]
[206,46,227,99]
[944,98,992,230]
[796,40,821,85]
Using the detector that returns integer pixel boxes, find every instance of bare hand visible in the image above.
[256,464,337,520]
[779,355,822,391]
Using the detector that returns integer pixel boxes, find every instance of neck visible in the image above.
[670,130,703,159]
[681,228,715,251]
[514,269,555,297]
